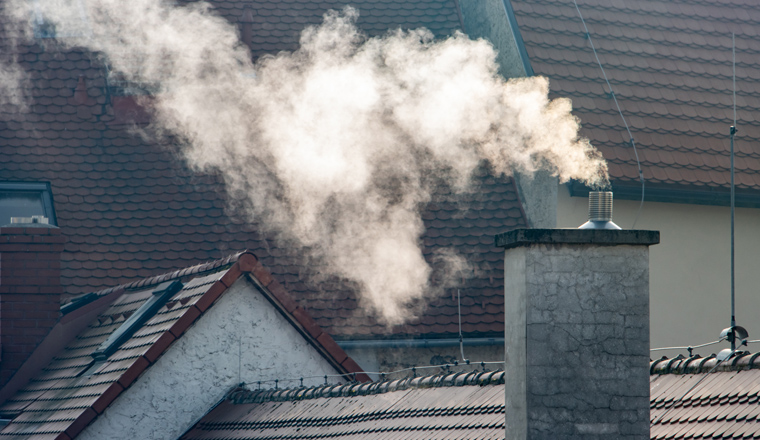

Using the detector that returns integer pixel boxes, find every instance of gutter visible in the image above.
[569,181,760,209]
[336,337,504,350]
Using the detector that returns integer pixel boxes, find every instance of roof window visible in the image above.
[91,280,183,361]
[0,182,57,226]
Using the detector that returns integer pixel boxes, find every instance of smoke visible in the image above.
[0,16,28,108]
[0,62,26,108]
[6,1,607,324]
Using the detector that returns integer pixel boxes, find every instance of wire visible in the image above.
[649,339,724,353]
[241,361,507,389]
[572,0,645,227]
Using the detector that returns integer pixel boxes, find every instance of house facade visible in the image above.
[0,0,536,375]
[0,224,366,439]
[460,0,760,356]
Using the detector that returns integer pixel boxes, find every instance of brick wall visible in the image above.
[0,225,65,386]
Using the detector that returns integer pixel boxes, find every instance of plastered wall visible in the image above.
[557,187,760,359]
[78,277,341,440]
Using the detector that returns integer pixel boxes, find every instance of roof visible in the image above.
[0,251,366,440]
[299,170,526,340]
[211,0,463,59]
[650,352,760,439]
[0,0,526,340]
[510,0,760,202]
[181,370,506,440]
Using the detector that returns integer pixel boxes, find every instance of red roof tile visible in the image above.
[0,0,524,341]
[511,0,760,195]
[650,352,760,439]
[181,371,506,440]
[0,252,364,438]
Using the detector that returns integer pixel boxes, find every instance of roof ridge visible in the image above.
[650,351,760,374]
[228,370,505,404]
[73,250,249,301]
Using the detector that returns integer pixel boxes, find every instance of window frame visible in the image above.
[0,182,58,226]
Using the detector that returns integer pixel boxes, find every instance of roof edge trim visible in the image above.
[570,181,760,208]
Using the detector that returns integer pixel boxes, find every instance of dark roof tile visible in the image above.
[513,0,760,193]
[0,0,518,341]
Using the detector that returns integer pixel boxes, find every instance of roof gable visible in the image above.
[0,252,365,439]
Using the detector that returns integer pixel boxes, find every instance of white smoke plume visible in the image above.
[0,17,28,109]
[0,63,25,108]
[6,0,607,324]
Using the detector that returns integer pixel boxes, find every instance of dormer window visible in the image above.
[0,182,57,226]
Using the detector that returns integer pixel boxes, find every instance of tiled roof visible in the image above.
[650,352,760,439]
[210,0,463,59]
[181,370,506,439]
[0,0,525,340]
[0,252,365,440]
[511,0,760,195]
[296,170,525,340]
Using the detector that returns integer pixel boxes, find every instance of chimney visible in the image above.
[239,8,254,51]
[496,228,659,439]
[0,219,65,386]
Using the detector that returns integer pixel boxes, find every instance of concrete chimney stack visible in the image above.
[495,228,659,439]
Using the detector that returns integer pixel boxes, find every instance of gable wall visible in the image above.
[77,276,342,440]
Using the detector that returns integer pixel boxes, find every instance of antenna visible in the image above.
[457,289,468,363]
[720,32,748,352]
[729,33,737,350]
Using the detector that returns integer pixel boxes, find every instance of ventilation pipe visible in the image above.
[578,191,621,230]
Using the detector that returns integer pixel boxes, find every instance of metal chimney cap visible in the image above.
[578,220,621,230]
[579,191,621,230]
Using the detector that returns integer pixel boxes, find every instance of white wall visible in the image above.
[78,277,342,440]
[557,186,760,359]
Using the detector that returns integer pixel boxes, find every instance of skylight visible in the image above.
[92,280,183,361]
[0,182,57,226]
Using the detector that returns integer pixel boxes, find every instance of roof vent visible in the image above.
[578,191,621,230]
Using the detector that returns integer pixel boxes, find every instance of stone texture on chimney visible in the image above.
[496,229,659,440]
[0,225,65,387]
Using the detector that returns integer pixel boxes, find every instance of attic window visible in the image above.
[32,0,91,39]
[91,280,183,361]
[0,182,57,226]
